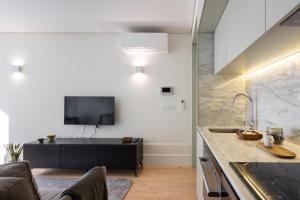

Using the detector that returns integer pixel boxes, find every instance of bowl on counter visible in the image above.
[37,138,45,144]
[236,130,263,140]
[47,134,56,142]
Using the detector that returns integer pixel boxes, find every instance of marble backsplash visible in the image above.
[199,33,300,135]
[246,54,300,136]
[198,33,246,126]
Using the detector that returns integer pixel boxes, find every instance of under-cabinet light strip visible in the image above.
[246,50,300,78]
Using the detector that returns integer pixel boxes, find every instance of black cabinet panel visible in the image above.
[23,144,60,168]
[99,145,136,169]
[61,145,98,169]
[23,138,143,175]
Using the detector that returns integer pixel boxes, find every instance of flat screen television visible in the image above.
[64,96,115,125]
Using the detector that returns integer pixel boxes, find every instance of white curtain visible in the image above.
[0,111,9,164]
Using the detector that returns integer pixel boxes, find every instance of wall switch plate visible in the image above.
[163,104,176,110]
[179,99,185,110]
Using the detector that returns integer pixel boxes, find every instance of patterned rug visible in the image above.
[35,176,132,200]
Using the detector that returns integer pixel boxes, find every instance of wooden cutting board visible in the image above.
[257,142,296,159]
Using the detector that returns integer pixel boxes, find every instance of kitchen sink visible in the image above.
[208,128,242,133]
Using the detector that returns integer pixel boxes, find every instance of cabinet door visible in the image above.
[221,173,239,200]
[61,145,98,169]
[23,144,60,168]
[98,145,136,169]
[214,7,228,74]
[226,0,266,64]
[266,0,300,30]
[197,131,204,200]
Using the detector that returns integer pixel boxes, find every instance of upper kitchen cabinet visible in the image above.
[266,0,300,30]
[214,7,227,74]
[214,0,300,75]
[226,0,265,64]
[214,0,265,74]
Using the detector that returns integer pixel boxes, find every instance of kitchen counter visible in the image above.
[198,126,300,200]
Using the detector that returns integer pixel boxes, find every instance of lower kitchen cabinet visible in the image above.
[197,130,204,199]
[221,173,239,200]
[196,129,239,200]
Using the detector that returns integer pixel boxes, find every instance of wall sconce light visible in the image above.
[11,65,24,81]
[135,66,144,74]
[13,65,23,73]
[131,66,147,82]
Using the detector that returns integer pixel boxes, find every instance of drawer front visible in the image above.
[221,173,239,200]
[197,156,204,200]
[99,145,136,169]
[203,184,221,200]
[61,145,98,169]
[197,131,204,159]
[23,144,60,168]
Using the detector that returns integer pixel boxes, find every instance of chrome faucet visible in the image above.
[233,93,255,130]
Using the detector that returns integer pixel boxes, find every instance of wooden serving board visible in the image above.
[257,142,296,159]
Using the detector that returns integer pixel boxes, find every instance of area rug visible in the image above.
[35,176,132,200]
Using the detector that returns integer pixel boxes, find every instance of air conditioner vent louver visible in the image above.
[122,33,168,54]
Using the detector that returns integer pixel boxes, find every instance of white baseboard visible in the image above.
[143,143,192,166]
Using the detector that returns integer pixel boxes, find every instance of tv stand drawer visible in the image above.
[23,144,60,168]
[61,145,98,169]
[23,138,143,176]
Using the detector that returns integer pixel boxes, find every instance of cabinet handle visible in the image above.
[199,157,207,162]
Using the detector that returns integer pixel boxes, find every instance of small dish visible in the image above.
[37,138,45,144]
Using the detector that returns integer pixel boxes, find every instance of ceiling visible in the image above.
[0,0,196,33]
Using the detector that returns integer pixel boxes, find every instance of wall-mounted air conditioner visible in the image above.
[121,33,168,54]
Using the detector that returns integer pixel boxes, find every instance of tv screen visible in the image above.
[64,96,115,125]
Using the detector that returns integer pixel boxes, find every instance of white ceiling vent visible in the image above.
[122,33,168,54]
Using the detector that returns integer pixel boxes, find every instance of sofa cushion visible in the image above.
[39,188,64,200]
[0,161,41,200]
[0,177,35,200]
[61,166,108,200]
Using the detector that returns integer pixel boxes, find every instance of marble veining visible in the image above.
[198,33,246,126]
[246,54,300,136]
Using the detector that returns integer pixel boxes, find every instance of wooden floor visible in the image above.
[33,166,196,200]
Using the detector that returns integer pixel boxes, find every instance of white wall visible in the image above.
[0,33,192,165]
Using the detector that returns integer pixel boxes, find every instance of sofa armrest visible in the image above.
[0,177,36,200]
[0,161,40,200]
[61,166,108,200]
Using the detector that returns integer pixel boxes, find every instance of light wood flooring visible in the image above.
[33,166,196,200]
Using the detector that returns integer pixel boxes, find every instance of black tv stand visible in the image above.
[23,138,143,176]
